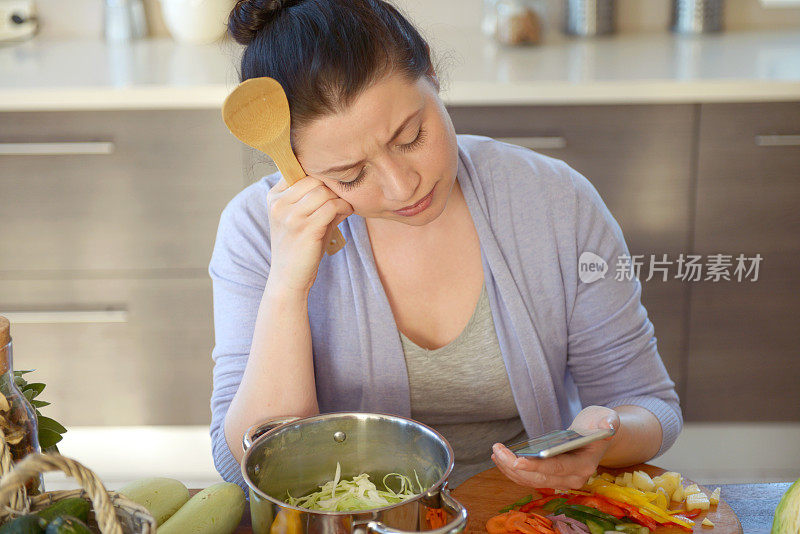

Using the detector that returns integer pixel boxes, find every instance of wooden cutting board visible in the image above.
[451,464,743,533]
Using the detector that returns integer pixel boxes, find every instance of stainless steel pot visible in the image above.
[241,412,469,534]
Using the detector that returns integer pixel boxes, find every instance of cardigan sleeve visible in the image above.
[207,182,273,491]
[564,168,683,458]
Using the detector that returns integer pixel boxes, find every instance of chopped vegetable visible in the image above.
[541,498,569,512]
[709,487,721,506]
[584,478,693,530]
[702,517,715,527]
[632,471,655,493]
[562,497,626,519]
[285,463,420,511]
[686,492,710,511]
[547,514,590,533]
[683,484,702,496]
[486,511,557,534]
[501,494,534,513]
[426,508,447,529]
[521,496,565,513]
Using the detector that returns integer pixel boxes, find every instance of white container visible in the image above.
[159,0,233,44]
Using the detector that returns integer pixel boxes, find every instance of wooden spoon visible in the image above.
[222,77,346,255]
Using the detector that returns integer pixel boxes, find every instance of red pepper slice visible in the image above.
[562,495,627,519]
[610,502,659,530]
[683,508,702,518]
[519,495,564,513]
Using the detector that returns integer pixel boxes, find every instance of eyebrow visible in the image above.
[318,108,422,175]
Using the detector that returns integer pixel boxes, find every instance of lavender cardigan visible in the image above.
[208,135,683,489]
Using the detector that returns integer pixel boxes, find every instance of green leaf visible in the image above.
[30,400,50,408]
[23,383,45,397]
[38,427,63,450]
[37,416,67,435]
[13,370,34,376]
[14,376,27,388]
[23,389,35,402]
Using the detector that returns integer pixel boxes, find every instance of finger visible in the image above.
[511,452,597,480]
[272,177,290,193]
[275,176,326,205]
[307,199,353,236]
[295,185,340,216]
[493,443,597,481]
[492,454,543,486]
[492,454,586,490]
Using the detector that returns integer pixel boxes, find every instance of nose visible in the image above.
[379,155,420,203]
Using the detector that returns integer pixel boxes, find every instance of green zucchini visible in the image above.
[157,482,245,534]
[118,477,190,525]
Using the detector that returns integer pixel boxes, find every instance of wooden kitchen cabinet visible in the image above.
[0,278,215,426]
[685,102,800,421]
[0,110,243,426]
[447,105,696,404]
[0,110,243,272]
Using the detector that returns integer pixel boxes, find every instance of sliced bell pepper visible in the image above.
[565,495,627,518]
[520,495,564,513]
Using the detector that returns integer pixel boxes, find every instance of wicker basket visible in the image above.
[0,431,157,533]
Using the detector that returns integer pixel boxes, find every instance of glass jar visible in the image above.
[0,316,43,494]
[482,0,545,46]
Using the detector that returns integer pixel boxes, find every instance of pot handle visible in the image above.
[359,485,468,534]
[242,416,302,451]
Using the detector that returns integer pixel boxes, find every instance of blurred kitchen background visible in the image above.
[1,0,799,490]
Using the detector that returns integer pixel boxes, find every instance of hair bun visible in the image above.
[228,0,304,45]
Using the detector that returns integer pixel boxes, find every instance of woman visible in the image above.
[210,0,682,490]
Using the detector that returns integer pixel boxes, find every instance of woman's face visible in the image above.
[294,73,459,227]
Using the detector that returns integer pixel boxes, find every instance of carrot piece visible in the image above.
[506,513,539,534]
[425,508,447,529]
[486,513,509,534]
[523,513,555,534]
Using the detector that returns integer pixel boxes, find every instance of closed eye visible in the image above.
[339,166,367,191]
[398,127,426,153]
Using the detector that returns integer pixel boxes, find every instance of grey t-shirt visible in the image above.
[401,285,527,487]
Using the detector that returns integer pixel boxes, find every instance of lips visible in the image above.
[394,187,435,217]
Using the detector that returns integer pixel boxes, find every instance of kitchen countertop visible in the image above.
[224,482,791,533]
[1,29,799,110]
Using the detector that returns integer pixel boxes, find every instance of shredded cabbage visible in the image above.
[285,462,422,512]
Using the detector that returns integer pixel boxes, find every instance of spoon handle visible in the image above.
[270,141,347,256]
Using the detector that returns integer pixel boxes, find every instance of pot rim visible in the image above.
[239,411,455,515]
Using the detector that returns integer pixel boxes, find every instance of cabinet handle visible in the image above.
[0,309,128,324]
[0,142,115,156]
[754,135,800,147]
[497,136,567,150]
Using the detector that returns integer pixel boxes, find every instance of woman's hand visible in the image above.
[491,406,619,490]
[267,176,353,293]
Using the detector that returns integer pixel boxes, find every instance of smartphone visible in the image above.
[507,428,615,458]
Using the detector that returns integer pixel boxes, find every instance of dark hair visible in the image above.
[228,0,433,132]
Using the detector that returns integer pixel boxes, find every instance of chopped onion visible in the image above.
[548,514,590,533]
[285,462,421,512]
